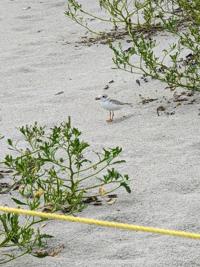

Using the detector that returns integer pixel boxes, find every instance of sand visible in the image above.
[1,0,200,266]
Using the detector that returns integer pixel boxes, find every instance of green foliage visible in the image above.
[0,118,131,263]
[4,117,130,214]
[65,0,200,91]
[0,118,131,264]
[0,213,50,264]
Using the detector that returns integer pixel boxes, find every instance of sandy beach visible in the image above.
[1,0,200,266]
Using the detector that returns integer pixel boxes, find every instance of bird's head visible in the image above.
[95,94,108,101]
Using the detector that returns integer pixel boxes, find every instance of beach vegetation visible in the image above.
[0,118,130,263]
[66,0,200,91]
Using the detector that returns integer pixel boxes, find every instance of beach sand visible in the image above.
[1,0,200,266]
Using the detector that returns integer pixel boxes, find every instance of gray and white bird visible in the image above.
[95,94,132,122]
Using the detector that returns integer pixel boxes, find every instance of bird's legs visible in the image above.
[106,111,113,122]
[111,111,114,121]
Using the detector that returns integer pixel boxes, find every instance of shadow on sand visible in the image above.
[111,113,134,124]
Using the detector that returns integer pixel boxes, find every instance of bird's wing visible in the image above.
[109,98,132,106]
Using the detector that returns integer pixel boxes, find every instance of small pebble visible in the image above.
[22,6,31,10]
[55,91,64,95]
[136,79,140,86]
[108,80,114,84]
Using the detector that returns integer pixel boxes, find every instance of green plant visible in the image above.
[65,0,200,91]
[0,213,51,264]
[0,118,131,264]
[3,117,131,214]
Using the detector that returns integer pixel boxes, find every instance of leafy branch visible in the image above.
[65,0,200,91]
[0,118,131,263]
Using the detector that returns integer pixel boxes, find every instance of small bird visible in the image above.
[95,94,132,122]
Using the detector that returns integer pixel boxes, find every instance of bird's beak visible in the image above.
[95,97,100,100]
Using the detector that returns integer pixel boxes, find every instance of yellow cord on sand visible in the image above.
[0,206,200,240]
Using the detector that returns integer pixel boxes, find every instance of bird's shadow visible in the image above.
[111,113,134,124]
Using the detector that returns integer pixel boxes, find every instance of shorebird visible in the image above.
[95,94,132,122]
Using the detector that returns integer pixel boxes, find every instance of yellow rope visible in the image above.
[0,206,200,240]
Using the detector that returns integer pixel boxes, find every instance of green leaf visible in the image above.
[120,182,131,193]
[7,139,13,146]
[111,160,126,165]
[11,198,27,206]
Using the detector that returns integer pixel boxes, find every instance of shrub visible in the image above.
[4,117,130,213]
[0,118,131,263]
[65,0,200,91]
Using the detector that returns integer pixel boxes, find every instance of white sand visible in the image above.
[1,0,200,266]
